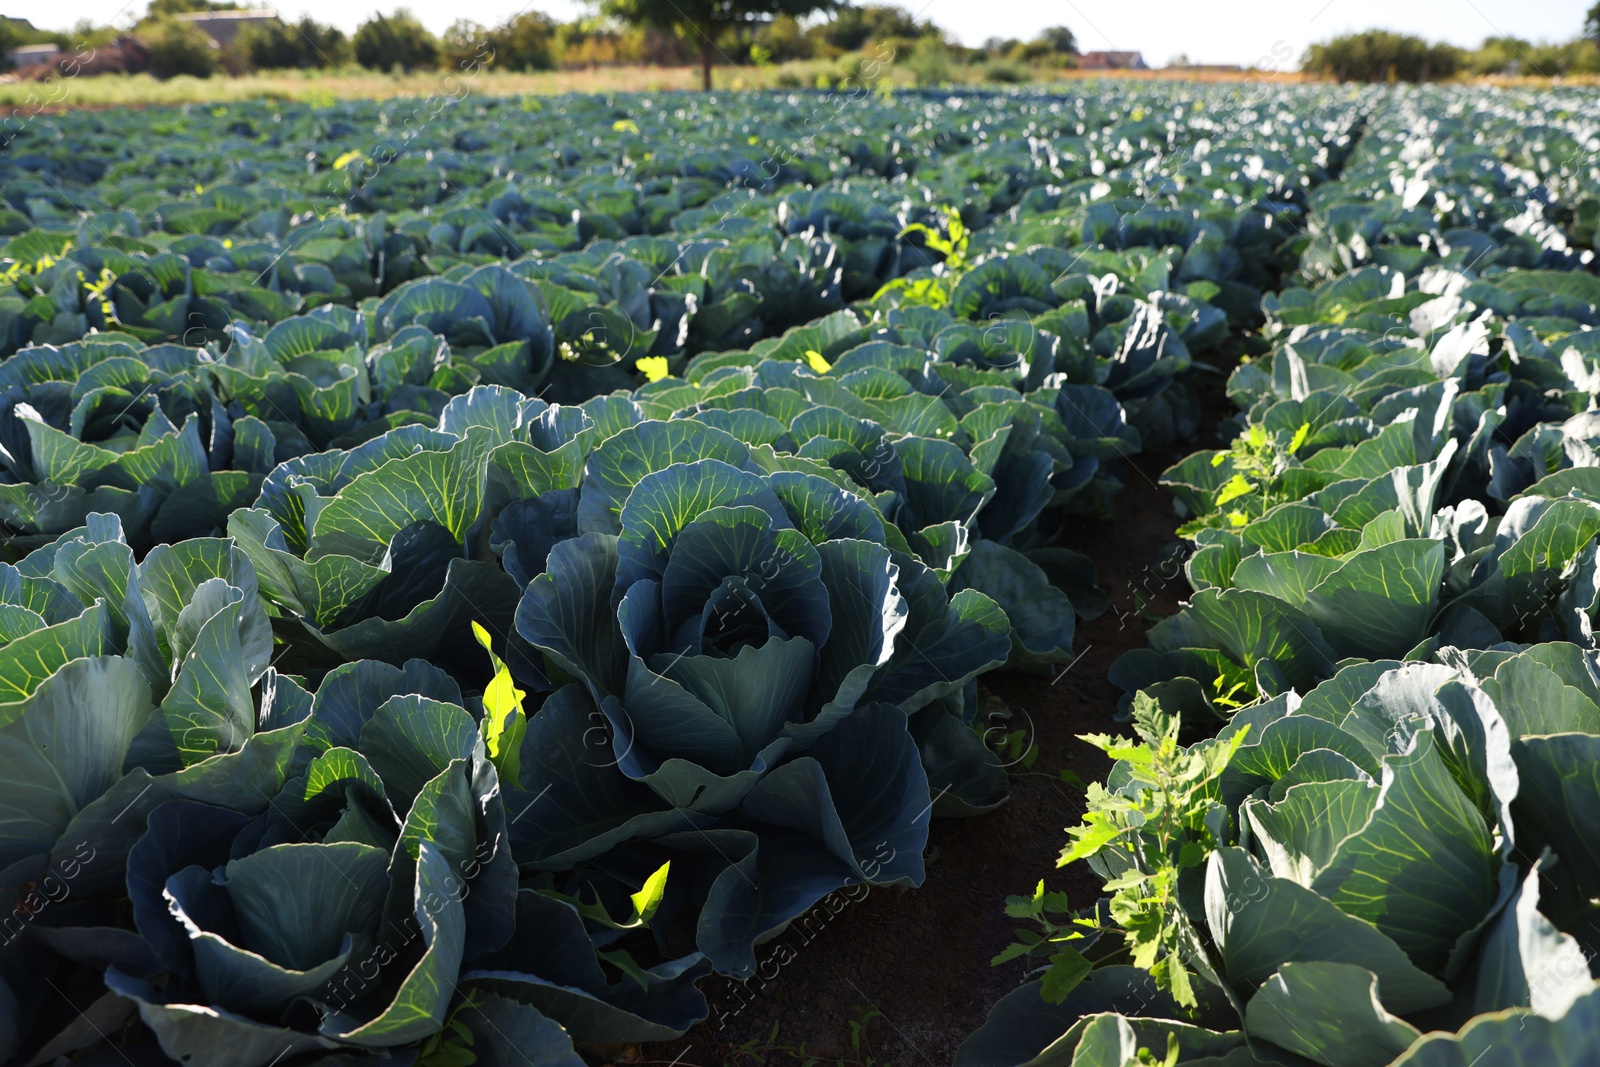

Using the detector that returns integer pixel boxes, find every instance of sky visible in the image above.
[7,0,1594,68]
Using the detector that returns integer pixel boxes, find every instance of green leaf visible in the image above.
[222,841,390,971]
[1510,731,1600,926]
[1389,985,1600,1066]
[321,839,466,1046]
[310,434,490,562]
[630,860,671,925]
[1245,961,1421,1067]
[1204,848,1450,1014]
[1039,944,1091,1004]
[0,656,151,870]
[1311,734,1499,975]
[146,580,261,767]
[1301,539,1445,660]
[0,602,111,711]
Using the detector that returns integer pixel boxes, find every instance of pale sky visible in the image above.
[6,0,1593,68]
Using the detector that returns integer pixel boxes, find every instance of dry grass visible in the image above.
[1054,68,1315,83]
[6,57,1597,115]
[0,65,715,110]
[1470,72,1600,88]
[0,60,1326,113]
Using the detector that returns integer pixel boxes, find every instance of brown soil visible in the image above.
[608,446,1194,1067]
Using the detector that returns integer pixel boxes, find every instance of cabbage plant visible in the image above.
[962,651,1600,1066]
[511,418,1014,968]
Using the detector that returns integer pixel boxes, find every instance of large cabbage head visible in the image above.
[108,659,522,1066]
[516,418,1012,816]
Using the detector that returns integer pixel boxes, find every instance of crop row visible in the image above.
[960,85,1600,1067]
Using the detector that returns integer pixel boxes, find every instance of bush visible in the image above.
[1525,38,1600,75]
[140,18,218,79]
[1303,30,1464,82]
[983,59,1030,83]
[1007,40,1053,64]
[353,8,438,72]
[831,50,893,91]
[906,37,951,86]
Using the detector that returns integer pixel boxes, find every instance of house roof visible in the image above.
[173,10,280,47]
[9,43,62,54]
[1079,50,1149,69]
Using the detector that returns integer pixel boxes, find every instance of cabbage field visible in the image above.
[2,81,1600,1066]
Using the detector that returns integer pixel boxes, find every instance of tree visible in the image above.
[1038,26,1077,55]
[146,0,241,15]
[439,20,491,70]
[1467,36,1531,75]
[501,12,561,70]
[440,13,557,71]
[353,8,438,72]
[1302,31,1463,82]
[1588,2,1600,43]
[752,14,810,63]
[602,0,841,90]
[0,20,30,68]
[235,16,347,69]
[808,3,933,54]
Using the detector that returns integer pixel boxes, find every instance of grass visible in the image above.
[7,59,1595,114]
[1,66,712,109]
[0,60,1313,112]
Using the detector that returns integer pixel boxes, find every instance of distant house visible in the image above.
[1079,51,1149,71]
[13,36,149,79]
[173,10,280,49]
[7,43,62,69]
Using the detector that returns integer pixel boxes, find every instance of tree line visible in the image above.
[1,1,1082,87]
[1305,8,1600,82]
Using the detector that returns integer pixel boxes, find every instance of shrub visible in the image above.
[983,59,1030,84]
[833,50,890,90]
[906,37,951,85]
[1526,38,1600,75]
[140,18,218,79]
